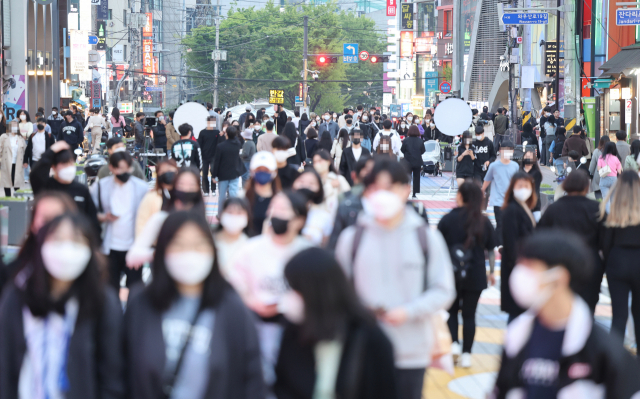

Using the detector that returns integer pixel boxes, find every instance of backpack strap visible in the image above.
[350,224,366,268]
[416,226,429,291]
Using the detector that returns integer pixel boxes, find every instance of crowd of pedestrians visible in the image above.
[0,103,639,399]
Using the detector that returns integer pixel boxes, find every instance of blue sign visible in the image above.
[343,43,359,64]
[501,12,549,25]
[616,9,640,25]
[145,86,163,92]
[92,98,101,108]
[88,36,98,45]
[389,104,402,118]
[440,81,452,94]
[425,71,438,107]
[401,103,410,115]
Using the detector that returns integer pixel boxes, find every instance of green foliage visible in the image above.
[183,1,385,112]
[443,65,452,83]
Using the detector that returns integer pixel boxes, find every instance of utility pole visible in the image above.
[303,15,308,108]
[522,0,532,113]
[554,0,560,111]
[213,0,220,108]
[452,0,462,96]
[563,0,577,124]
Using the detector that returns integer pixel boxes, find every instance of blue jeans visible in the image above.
[218,178,239,212]
[362,138,372,152]
[599,175,617,214]
[242,161,251,187]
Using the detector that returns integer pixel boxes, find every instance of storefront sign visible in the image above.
[97,21,106,50]
[401,4,414,30]
[119,102,133,113]
[70,30,91,80]
[544,41,564,76]
[112,44,124,62]
[143,13,153,37]
[425,71,438,107]
[269,89,284,104]
[97,0,109,20]
[143,39,153,75]
[616,9,640,25]
[415,37,434,53]
[626,99,632,121]
[79,0,91,32]
[387,0,396,17]
[400,31,414,57]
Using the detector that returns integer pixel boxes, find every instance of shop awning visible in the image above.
[593,78,613,88]
[599,44,640,77]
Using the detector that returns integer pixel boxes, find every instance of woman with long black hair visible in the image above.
[275,247,397,399]
[124,211,265,398]
[438,181,495,368]
[215,197,251,280]
[317,131,333,153]
[0,213,124,398]
[245,151,282,235]
[330,128,350,170]
[283,122,306,166]
[520,149,542,221]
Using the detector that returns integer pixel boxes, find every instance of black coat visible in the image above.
[524,166,542,212]
[501,200,535,315]
[124,287,265,399]
[601,224,640,280]
[59,119,84,147]
[455,144,475,177]
[213,138,247,181]
[276,111,288,134]
[298,119,310,135]
[400,137,426,168]
[197,128,220,160]
[274,320,396,399]
[0,284,124,399]
[538,195,604,310]
[327,190,363,250]
[339,147,371,186]
[151,124,167,147]
[304,139,318,160]
[24,131,55,164]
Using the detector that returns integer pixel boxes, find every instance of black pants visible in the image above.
[493,206,504,247]
[201,157,216,193]
[447,289,483,353]
[395,368,426,399]
[609,271,640,350]
[411,166,421,195]
[4,164,18,197]
[108,250,142,291]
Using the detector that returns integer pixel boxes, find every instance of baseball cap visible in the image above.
[250,151,277,171]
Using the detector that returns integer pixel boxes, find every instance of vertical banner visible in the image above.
[97,0,109,20]
[153,57,159,85]
[79,0,91,32]
[143,13,153,37]
[70,30,91,80]
[400,31,414,57]
[401,4,414,30]
[387,0,396,17]
[97,21,106,50]
[143,39,153,75]
[2,75,26,121]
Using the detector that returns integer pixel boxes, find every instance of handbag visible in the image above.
[598,163,611,178]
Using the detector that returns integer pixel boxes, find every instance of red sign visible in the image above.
[143,39,153,75]
[387,0,396,16]
[143,13,153,37]
[400,31,414,57]
[359,51,370,61]
[415,37,434,53]
[109,64,129,81]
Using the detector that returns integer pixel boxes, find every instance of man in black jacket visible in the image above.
[47,107,64,138]
[59,111,84,149]
[169,123,202,170]
[339,130,371,186]
[213,126,246,211]
[151,110,167,155]
[275,104,287,134]
[30,141,101,235]
[472,125,496,182]
[238,105,253,127]
[134,112,146,150]
[492,231,640,399]
[70,104,85,130]
[198,116,220,196]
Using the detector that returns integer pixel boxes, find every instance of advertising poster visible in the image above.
[2,75,26,121]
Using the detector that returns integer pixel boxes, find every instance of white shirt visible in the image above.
[31,131,46,162]
[292,117,300,128]
[373,130,402,155]
[352,146,363,161]
[109,180,135,251]
[10,134,19,164]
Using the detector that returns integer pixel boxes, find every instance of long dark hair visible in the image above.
[338,128,350,150]
[502,171,537,210]
[111,107,121,120]
[521,149,541,174]
[147,212,229,311]
[164,168,206,216]
[318,131,333,152]
[458,181,487,248]
[23,213,105,320]
[597,135,610,150]
[284,247,375,343]
[283,122,299,147]
[313,149,337,174]
[630,140,640,160]
[244,113,256,129]
[245,173,282,208]
[215,197,253,234]
[600,141,618,160]
[295,167,325,205]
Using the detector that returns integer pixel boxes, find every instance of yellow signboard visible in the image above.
[269,89,285,105]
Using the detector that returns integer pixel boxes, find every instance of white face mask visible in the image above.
[407,117,413,122]
[362,116,368,122]
[19,115,26,121]
[509,264,560,311]
[220,213,248,234]
[324,115,330,120]
[513,187,532,202]
[310,121,316,127]
[57,165,77,182]
[280,290,305,324]
[11,126,18,133]
[53,111,57,115]
[400,123,406,129]
[430,123,436,129]
[158,116,165,122]
[165,251,214,285]
[362,190,404,221]
[42,241,91,281]
[274,150,289,163]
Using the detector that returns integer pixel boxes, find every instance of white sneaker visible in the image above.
[459,352,472,368]
[451,342,462,362]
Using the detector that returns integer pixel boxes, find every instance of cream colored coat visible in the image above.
[0,133,26,188]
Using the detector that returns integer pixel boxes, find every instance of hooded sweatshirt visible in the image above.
[335,207,456,369]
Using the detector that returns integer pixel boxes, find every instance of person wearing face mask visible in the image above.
[197,116,221,196]
[456,132,476,188]
[0,121,27,197]
[252,120,265,144]
[150,110,168,156]
[240,128,257,187]
[373,112,383,130]
[472,125,496,183]
[133,112,146,151]
[90,151,148,292]
[258,120,278,152]
[243,114,257,140]
[124,211,266,399]
[500,172,537,322]
[135,160,178,237]
[401,126,427,198]
[83,108,107,153]
[493,231,640,398]
[215,197,251,281]
[339,129,371,186]
[481,141,519,247]
[24,118,55,169]
[245,151,281,235]
[330,128,351,170]
[355,111,379,151]
[519,122,538,158]
[520,149,543,220]
[0,213,125,398]
[213,125,246,210]
[96,138,146,180]
[59,110,84,150]
[304,128,319,163]
[272,136,301,189]
[373,119,402,155]
[16,109,34,140]
[312,150,350,214]
[422,116,440,142]
[282,121,306,166]
[30,142,101,234]
[317,112,339,141]
[293,168,332,245]
[230,191,311,389]
[335,158,455,399]
[396,120,409,138]
[47,106,65,139]
[275,247,397,399]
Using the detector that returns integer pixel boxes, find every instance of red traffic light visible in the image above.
[369,55,390,63]
[316,55,337,65]
[370,55,378,63]
[318,56,327,64]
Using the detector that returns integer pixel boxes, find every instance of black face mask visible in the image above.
[37,124,45,131]
[523,158,535,165]
[345,119,353,125]
[158,171,176,185]
[115,172,131,183]
[296,188,322,205]
[352,138,361,145]
[173,190,200,204]
[271,217,290,235]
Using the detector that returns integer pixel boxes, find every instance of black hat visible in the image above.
[475,125,484,135]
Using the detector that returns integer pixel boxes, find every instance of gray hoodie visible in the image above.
[335,206,456,369]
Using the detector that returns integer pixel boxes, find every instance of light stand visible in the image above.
[431,143,458,198]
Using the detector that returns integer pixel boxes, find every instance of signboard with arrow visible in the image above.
[343,43,359,63]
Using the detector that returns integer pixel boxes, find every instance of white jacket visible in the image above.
[335,207,456,368]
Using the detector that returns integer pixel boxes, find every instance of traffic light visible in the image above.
[370,55,390,63]
[316,55,338,65]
